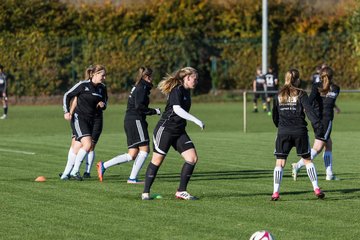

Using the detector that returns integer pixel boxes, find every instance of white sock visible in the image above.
[61,148,76,179]
[323,151,333,176]
[103,153,132,169]
[306,162,319,190]
[129,151,148,179]
[85,151,95,173]
[296,158,305,170]
[70,148,88,175]
[273,166,283,193]
[311,148,318,160]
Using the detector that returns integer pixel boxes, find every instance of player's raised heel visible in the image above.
[96,161,105,182]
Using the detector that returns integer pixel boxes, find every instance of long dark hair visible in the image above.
[319,66,333,96]
[135,66,152,85]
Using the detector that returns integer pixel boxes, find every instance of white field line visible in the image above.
[0,148,35,155]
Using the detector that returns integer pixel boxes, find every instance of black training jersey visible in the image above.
[157,85,191,133]
[272,91,323,137]
[308,82,340,121]
[311,73,321,84]
[308,82,323,118]
[264,72,278,91]
[95,88,108,119]
[125,79,157,121]
[63,80,108,118]
[322,84,340,120]
[255,75,265,90]
[0,72,7,92]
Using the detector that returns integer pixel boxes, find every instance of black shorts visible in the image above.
[266,88,277,98]
[1,89,7,99]
[254,92,266,101]
[274,134,311,159]
[315,119,332,142]
[92,117,103,144]
[70,116,102,144]
[124,119,149,148]
[72,113,94,141]
[152,125,195,156]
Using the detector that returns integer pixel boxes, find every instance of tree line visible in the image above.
[0,0,359,97]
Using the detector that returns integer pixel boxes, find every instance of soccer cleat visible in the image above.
[127,178,144,184]
[326,175,340,181]
[59,172,70,180]
[253,109,258,113]
[0,114,7,119]
[141,193,151,200]
[175,191,198,200]
[96,161,105,182]
[83,172,91,179]
[291,163,299,181]
[314,188,325,199]
[271,192,280,201]
[70,172,83,181]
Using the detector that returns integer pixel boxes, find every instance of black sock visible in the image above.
[143,162,159,193]
[4,107,7,115]
[266,102,271,112]
[178,162,195,192]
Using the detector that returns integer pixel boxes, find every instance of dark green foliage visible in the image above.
[0,0,358,96]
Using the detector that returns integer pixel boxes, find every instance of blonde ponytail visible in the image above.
[278,69,302,104]
[158,67,197,94]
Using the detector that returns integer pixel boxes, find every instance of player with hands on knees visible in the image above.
[141,66,204,200]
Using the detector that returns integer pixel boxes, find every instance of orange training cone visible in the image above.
[35,176,46,182]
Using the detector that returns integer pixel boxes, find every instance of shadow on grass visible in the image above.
[156,169,273,182]
[199,188,360,201]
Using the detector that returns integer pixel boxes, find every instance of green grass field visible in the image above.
[0,97,359,239]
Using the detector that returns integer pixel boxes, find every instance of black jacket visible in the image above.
[63,80,108,118]
[125,79,157,121]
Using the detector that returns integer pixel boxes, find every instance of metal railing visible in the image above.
[242,89,360,133]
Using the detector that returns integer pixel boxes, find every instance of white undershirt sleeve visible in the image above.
[173,105,204,129]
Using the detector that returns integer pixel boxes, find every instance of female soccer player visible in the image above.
[60,94,105,180]
[0,64,8,119]
[253,67,266,113]
[141,67,205,200]
[264,66,279,115]
[62,64,107,180]
[96,67,160,183]
[271,69,325,201]
[292,66,340,180]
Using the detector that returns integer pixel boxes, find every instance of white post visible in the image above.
[262,0,268,75]
[243,91,247,133]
